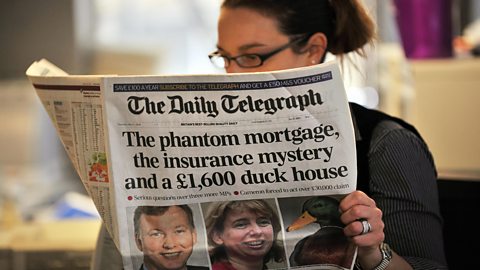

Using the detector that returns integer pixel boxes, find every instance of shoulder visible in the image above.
[368,119,437,177]
[371,120,413,143]
[370,119,427,153]
[350,102,421,142]
[349,102,427,153]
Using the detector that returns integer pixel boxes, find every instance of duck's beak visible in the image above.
[286,211,317,232]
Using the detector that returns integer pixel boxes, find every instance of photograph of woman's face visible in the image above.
[213,208,274,260]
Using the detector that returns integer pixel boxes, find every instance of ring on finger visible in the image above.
[359,219,372,235]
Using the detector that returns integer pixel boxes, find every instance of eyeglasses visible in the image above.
[208,36,307,69]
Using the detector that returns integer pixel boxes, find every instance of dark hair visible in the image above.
[221,0,375,60]
[134,205,195,237]
[205,199,285,265]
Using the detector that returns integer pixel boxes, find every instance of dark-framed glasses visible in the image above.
[208,36,307,69]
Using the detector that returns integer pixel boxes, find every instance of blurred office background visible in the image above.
[0,0,479,269]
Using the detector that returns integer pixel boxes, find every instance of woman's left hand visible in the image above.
[339,190,385,261]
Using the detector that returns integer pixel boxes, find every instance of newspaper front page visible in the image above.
[27,59,357,270]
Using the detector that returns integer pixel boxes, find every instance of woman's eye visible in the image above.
[233,221,248,229]
[244,54,258,60]
[239,55,259,63]
[257,218,272,227]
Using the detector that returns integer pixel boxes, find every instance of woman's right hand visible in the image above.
[339,190,385,268]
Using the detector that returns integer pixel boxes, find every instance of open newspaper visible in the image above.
[26,59,357,270]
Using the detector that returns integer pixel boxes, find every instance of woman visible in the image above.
[204,199,286,270]
[208,0,447,269]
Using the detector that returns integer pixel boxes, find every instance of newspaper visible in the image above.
[26,59,357,270]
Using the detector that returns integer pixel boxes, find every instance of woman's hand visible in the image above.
[339,191,385,267]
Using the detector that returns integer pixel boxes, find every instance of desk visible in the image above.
[0,219,101,270]
[438,169,480,182]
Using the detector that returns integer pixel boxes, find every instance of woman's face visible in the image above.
[217,7,312,73]
[213,209,274,261]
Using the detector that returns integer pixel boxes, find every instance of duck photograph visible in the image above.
[279,196,356,269]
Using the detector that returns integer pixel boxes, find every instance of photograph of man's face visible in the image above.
[135,206,198,270]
